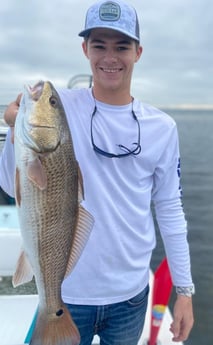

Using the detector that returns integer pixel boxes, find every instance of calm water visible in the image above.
[0,105,212,345]
[151,109,213,345]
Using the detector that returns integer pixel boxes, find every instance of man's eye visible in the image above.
[93,45,105,49]
[118,46,128,51]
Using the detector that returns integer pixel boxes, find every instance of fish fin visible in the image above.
[30,303,80,345]
[65,205,94,278]
[15,167,21,206]
[27,157,47,190]
[12,250,34,287]
[78,164,84,202]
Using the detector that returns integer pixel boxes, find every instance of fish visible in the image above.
[12,80,94,345]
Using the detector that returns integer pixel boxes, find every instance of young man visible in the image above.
[0,0,194,344]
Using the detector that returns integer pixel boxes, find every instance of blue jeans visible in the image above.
[65,285,149,345]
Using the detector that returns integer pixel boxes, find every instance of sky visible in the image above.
[0,0,212,107]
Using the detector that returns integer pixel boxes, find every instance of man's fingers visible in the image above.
[4,93,22,127]
[15,93,22,106]
[170,319,181,341]
[170,313,194,342]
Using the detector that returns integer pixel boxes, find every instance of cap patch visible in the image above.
[99,2,121,22]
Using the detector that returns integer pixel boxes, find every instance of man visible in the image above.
[0,0,194,344]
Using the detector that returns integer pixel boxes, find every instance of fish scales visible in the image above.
[13,81,94,345]
[21,145,78,308]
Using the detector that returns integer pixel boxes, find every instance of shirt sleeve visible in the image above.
[0,129,16,198]
[152,124,194,287]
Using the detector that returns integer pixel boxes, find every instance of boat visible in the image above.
[0,208,179,344]
[0,76,183,345]
[0,125,8,139]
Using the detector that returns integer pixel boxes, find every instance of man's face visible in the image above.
[82,28,142,99]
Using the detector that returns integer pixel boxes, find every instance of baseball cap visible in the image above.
[79,0,140,42]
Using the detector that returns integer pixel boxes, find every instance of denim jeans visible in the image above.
[65,284,149,345]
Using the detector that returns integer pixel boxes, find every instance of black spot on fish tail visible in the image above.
[56,309,64,317]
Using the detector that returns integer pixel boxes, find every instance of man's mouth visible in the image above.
[100,68,122,73]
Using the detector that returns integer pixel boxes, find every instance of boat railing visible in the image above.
[0,126,7,141]
[0,125,15,205]
[67,74,93,89]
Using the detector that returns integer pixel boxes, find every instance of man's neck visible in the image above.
[92,86,132,105]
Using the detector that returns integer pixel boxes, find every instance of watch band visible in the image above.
[176,286,195,297]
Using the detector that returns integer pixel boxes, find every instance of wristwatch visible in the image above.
[176,286,195,297]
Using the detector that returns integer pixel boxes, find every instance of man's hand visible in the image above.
[170,295,194,342]
[4,93,22,143]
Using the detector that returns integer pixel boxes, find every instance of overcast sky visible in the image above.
[0,0,212,107]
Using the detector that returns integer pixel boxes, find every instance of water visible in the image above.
[0,105,7,152]
[0,105,212,345]
[0,105,7,122]
[152,109,213,345]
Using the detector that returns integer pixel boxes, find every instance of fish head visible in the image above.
[20,80,67,153]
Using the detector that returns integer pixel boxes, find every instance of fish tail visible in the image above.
[30,305,80,345]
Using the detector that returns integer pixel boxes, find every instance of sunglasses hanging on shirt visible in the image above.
[90,104,141,158]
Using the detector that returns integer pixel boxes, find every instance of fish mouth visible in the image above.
[26,81,45,101]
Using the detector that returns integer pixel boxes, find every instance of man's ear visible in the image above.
[82,41,89,58]
[135,45,143,63]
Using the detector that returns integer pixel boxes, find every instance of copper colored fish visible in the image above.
[13,81,94,345]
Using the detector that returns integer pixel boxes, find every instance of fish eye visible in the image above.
[49,96,58,108]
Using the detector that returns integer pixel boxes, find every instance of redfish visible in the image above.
[13,81,94,345]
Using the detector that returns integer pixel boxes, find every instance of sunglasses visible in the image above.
[90,105,141,158]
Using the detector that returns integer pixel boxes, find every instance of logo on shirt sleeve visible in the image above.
[177,158,183,198]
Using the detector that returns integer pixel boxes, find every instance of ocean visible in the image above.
[152,108,213,345]
[0,105,212,345]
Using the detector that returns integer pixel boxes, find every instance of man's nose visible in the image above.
[103,49,118,62]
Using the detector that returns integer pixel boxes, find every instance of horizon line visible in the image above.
[156,104,213,110]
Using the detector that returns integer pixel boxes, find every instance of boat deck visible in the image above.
[0,206,183,345]
[0,291,180,345]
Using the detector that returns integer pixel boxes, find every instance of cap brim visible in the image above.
[78,26,139,42]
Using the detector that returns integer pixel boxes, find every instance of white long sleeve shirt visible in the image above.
[0,88,193,305]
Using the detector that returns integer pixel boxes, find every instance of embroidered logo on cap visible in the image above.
[99,2,121,21]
